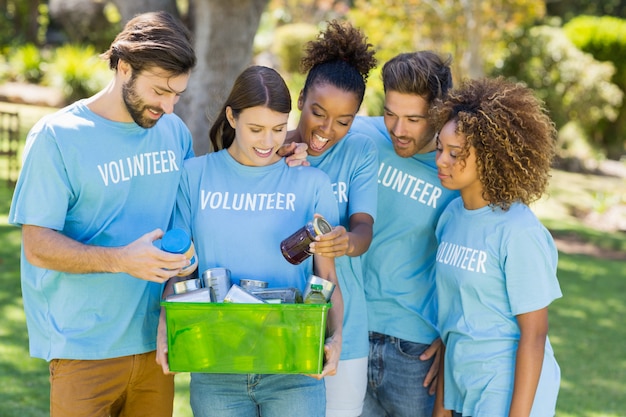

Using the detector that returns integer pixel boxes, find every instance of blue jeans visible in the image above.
[361,332,435,417]
[189,373,325,417]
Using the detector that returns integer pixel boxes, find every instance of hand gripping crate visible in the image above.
[161,301,330,374]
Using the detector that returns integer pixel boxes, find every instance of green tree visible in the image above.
[349,0,545,80]
[546,0,626,22]
[0,0,42,45]
[564,15,626,159]
[14,0,271,156]
[492,24,623,160]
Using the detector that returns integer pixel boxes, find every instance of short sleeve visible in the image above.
[504,226,562,315]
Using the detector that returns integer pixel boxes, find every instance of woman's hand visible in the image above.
[309,225,350,258]
[278,142,310,167]
[308,213,374,258]
[156,308,174,375]
[306,334,342,380]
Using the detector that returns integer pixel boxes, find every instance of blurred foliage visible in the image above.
[270,22,320,73]
[2,0,626,159]
[563,15,626,159]
[491,23,623,161]
[564,15,626,90]
[5,44,46,84]
[346,0,547,115]
[0,0,43,46]
[2,43,110,103]
[348,0,545,79]
[545,0,626,22]
[44,44,110,103]
[47,1,121,51]
[266,0,350,25]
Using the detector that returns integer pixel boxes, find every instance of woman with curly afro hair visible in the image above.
[285,20,378,417]
[431,77,562,417]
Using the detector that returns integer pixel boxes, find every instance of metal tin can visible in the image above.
[201,267,232,302]
[280,216,332,265]
[240,279,268,291]
[161,228,198,276]
[173,278,202,294]
[248,287,303,304]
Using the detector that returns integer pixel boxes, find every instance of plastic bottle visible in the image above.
[303,284,327,304]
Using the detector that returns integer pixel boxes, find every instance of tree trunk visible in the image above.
[462,0,483,79]
[48,0,110,45]
[110,0,180,22]
[176,0,269,156]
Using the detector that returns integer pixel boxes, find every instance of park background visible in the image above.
[0,0,625,416]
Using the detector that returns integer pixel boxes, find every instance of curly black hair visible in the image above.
[431,77,557,210]
[300,20,377,106]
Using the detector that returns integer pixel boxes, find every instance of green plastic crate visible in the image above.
[161,301,330,374]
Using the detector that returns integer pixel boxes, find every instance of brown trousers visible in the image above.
[49,351,174,417]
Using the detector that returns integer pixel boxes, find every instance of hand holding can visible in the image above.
[280,216,332,265]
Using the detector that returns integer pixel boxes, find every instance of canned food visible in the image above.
[248,287,303,304]
[161,228,198,276]
[201,268,232,302]
[240,279,268,291]
[173,278,202,294]
[280,216,332,265]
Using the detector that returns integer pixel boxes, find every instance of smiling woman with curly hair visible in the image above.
[431,77,563,417]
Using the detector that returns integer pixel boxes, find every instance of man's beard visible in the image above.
[122,76,161,129]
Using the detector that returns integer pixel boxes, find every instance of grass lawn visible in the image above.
[0,102,625,416]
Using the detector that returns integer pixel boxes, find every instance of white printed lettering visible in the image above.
[200,191,297,212]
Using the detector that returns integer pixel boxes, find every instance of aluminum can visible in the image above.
[173,278,202,295]
[201,267,232,302]
[280,216,332,265]
[240,279,268,291]
[248,287,303,304]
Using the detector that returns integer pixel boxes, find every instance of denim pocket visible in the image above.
[395,338,429,359]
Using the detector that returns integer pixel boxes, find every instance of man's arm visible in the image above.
[22,224,188,283]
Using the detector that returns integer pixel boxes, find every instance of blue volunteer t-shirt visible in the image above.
[349,116,459,344]
[9,100,194,360]
[435,199,562,417]
[306,131,378,360]
[172,149,339,291]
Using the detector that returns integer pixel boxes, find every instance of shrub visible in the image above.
[362,66,384,116]
[564,16,626,159]
[271,23,319,73]
[564,16,626,85]
[491,24,623,159]
[7,43,45,84]
[44,44,110,102]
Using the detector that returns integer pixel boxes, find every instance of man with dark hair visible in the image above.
[350,51,459,417]
[9,12,197,416]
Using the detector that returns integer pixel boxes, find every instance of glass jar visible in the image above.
[280,216,332,265]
